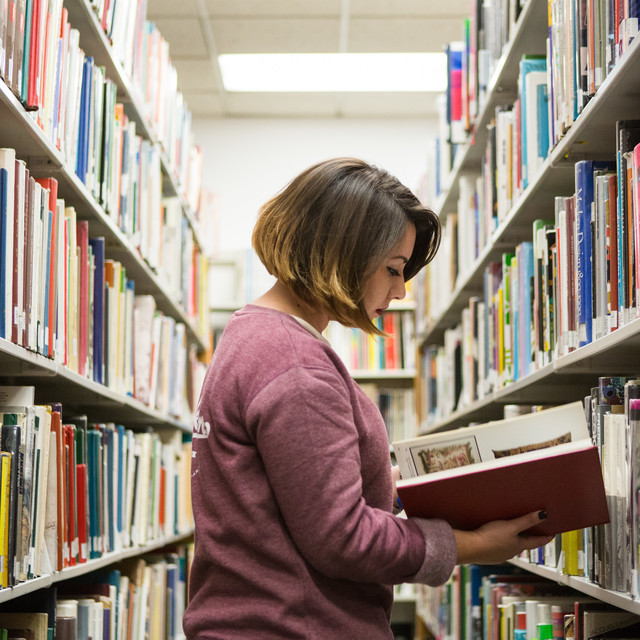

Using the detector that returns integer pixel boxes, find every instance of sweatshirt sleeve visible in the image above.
[244,363,457,587]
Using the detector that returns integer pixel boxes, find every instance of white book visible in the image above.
[32,405,51,577]
[524,70,548,186]
[393,400,589,480]
[54,199,65,364]
[14,159,26,346]
[0,148,15,340]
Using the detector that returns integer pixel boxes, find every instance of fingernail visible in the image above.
[538,510,547,520]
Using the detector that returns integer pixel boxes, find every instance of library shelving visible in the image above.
[0,0,208,631]
[327,300,419,445]
[414,0,640,634]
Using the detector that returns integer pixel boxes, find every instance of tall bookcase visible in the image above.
[413,0,640,632]
[0,0,208,632]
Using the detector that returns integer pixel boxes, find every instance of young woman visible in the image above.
[183,158,552,639]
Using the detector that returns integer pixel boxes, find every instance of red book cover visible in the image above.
[26,0,42,110]
[75,463,87,563]
[48,408,65,569]
[77,220,89,377]
[34,177,57,357]
[383,312,397,370]
[397,440,609,537]
[63,424,77,565]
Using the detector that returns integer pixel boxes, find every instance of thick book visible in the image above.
[394,402,609,536]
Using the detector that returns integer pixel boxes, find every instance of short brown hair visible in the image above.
[252,157,441,334]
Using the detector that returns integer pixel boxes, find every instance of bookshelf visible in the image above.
[0,0,206,630]
[415,0,640,632]
[326,300,420,445]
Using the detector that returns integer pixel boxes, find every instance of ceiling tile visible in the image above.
[205,0,341,17]
[350,0,470,17]
[152,18,209,58]
[173,59,222,91]
[183,91,227,117]
[348,18,465,53]
[211,18,342,54]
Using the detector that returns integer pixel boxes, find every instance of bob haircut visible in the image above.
[252,157,441,335]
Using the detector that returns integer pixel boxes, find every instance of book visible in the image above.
[395,403,609,536]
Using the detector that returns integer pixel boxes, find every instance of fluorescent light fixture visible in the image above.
[218,53,447,93]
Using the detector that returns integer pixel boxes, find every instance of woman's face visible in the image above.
[362,223,416,319]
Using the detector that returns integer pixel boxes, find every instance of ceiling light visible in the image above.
[218,53,447,93]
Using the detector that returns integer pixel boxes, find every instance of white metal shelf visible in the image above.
[0,337,191,432]
[0,530,194,604]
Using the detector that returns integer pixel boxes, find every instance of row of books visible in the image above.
[438,0,639,190]
[519,377,640,599]
[0,386,193,590]
[420,125,640,416]
[326,310,416,373]
[413,376,640,599]
[0,149,210,345]
[0,0,203,213]
[358,383,416,445]
[417,564,640,640]
[0,154,208,421]
[0,546,191,639]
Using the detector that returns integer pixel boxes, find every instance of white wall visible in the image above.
[193,117,439,255]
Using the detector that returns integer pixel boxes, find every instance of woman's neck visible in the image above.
[252,281,330,333]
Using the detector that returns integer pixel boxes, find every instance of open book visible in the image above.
[393,402,609,536]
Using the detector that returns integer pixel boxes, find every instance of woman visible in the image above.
[183,158,552,639]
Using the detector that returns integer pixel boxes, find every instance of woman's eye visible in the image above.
[387,267,400,277]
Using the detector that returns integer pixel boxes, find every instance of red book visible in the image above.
[75,463,88,563]
[34,178,58,357]
[26,0,42,110]
[63,424,77,566]
[159,466,166,532]
[383,312,397,370]
[397,439,609,537]
[48,407,65,570]
[76,221,89,377]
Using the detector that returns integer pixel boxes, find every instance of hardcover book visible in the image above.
[394,402,609,536]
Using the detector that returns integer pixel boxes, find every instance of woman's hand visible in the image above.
[454,511,554,565]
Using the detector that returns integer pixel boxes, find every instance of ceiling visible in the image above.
[145,0,470,119]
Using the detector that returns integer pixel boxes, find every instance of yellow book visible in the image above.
[561,529,582,576]
[0,451,11,588]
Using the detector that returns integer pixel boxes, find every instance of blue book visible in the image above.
[575,161,613,346]
[87,427,101,558]
[103,424,115,552]
[0,168,7,339]
[76,57,93,184]
[518,241,534,378]
[89,237,105,384]
[536,83,550,160]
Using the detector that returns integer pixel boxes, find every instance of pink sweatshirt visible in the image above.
[183,305,456,639]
